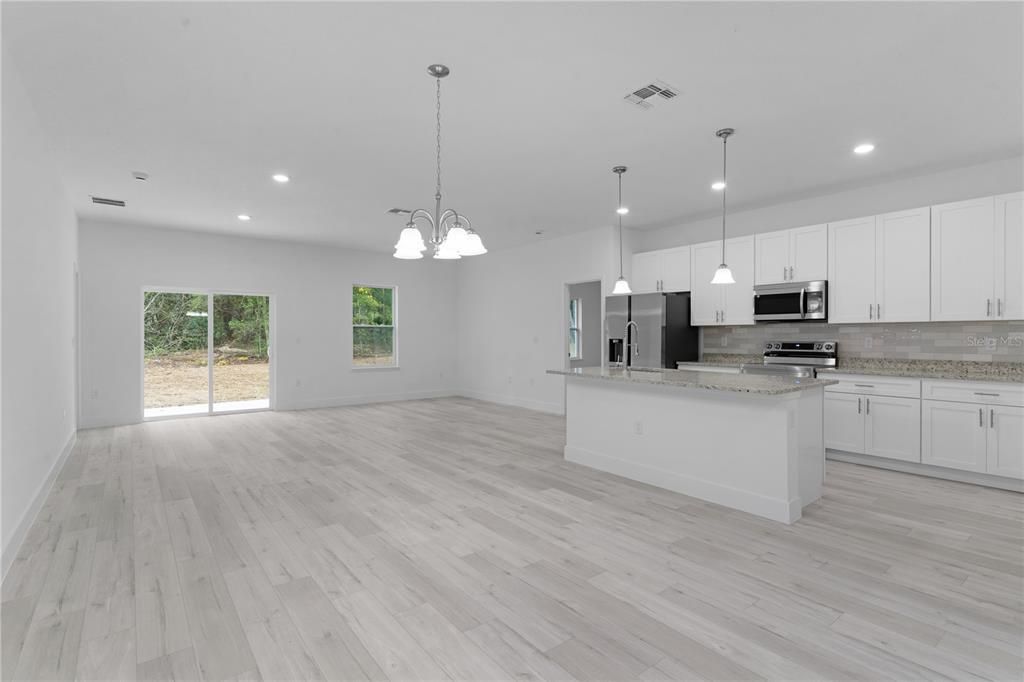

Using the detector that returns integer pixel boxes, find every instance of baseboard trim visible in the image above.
[2,429,77,581]
[456,390,563,415]
[564,444,801,524]
[282,389,458,412]
[826,450,1024,493]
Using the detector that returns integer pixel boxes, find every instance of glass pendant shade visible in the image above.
[446,225,469,253]
[433,237,462,259]
[612,277,632,295]
[394,226,426,259]
[711,264,735,284]
[460,229,487,256]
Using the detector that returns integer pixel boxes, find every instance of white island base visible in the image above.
[561,372,827,524]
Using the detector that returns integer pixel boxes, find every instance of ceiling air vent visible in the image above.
[91,196,126,207]
[623,80,679,110]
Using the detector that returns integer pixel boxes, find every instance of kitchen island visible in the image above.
[547,366,837,523]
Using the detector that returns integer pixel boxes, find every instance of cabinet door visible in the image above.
[754,229,791,285]
[790,224,828,282]
[690,241,723,326]
[722,236,755,325]
[987,405,1024,479]
[876,207,930,322]
[994,192,1023,320]
[828,217,877,323]
[931,197,995,321]
[660,246,691,292]
[865,395,921,462]
[825,393,865,453]
[630,251,661,294]
[922,400,988,472]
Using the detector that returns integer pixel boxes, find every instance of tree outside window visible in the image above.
[353,286,395,367]
[568,298,581,360]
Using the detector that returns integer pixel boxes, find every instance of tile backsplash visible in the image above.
[702,321,1024,363]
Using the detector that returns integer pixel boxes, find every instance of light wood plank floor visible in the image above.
[3,397,1022,681]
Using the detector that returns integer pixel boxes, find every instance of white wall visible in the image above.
[1,53,79,571]
[456,226,621,413]
[78,221,458,428]
[568,280,602,369]
[632,155,1024,252]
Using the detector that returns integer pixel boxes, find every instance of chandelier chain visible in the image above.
[721,133,728,263]
[435,76,442,197]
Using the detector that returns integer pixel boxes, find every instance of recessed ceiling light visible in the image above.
[853,143,875,155]
[616,206,629,215]
[272,173,290,183]
[237,214,251,221]
[711,181,726,191]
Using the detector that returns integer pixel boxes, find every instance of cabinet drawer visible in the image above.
[823,373,921,398]
[921,380,1024,407]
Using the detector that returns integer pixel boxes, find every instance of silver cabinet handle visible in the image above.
[987,299,992,317]
[869,304,873,320]
[974,392,1000,397]
[990,408,995,428]
[979,408,984,427]
[876,303,881,320]
[789,266,794,280]
[866,398,870,415]
[998,298,1003,317]
[854,384,875,388]
[783,266,787,281]
[857,397,862,414]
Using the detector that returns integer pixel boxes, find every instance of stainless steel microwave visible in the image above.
[753,280,827,322]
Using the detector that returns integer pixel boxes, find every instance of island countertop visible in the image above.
[547,366,837,395]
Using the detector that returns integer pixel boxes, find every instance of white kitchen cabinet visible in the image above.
[755,224,827,285]
[876,207,931,322]
[931,197,996,321]
[722,236,755,325]
[754,229,791,285]
[690,240,724,326]
[987,405,1024,479]
[630,251,661,294]
[922,400,988,473]
[630,246,691,294]
[825,393,865,453]
[828,216,876,323]
[995,192,1023,320]
[864,395,921,462]
[829,209,929,324]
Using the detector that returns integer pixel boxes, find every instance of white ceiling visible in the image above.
[4,1,1022,253]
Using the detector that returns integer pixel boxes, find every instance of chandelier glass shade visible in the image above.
[612,166,631,295]
[393,64,485,260]
[711,127,736,285]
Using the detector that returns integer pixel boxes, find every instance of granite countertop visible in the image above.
[816,359,1024,384]
[547,366,836,395]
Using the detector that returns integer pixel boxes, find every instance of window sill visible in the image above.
[351,365,400,371]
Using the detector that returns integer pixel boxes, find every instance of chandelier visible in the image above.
[392,64,486,260]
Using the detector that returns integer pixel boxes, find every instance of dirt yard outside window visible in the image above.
[144,350,269,408]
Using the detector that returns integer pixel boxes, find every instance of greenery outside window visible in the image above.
[568,298,581,360]
[353,285,396,367]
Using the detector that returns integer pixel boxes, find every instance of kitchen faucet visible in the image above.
[624,321,639,367]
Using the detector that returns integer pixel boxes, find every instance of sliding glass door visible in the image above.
[143,290,270,419]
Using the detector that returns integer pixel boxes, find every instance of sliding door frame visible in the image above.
[140,286,276,421]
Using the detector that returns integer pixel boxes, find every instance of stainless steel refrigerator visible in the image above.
[605,292,699,368]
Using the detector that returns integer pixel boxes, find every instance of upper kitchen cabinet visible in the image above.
[691,236,755,326]
[931,197,996,321]
[994,192,1023,320]
[829,208,929,323]
[630,246,691,294]
[754,224,827,285]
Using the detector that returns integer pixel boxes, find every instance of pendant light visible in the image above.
[611,166,632,295]
[710,127,736,285]
[392,64,485,260]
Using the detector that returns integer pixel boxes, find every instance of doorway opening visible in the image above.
[143,291,271,418]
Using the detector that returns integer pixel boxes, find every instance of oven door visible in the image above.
[753,281,827,321]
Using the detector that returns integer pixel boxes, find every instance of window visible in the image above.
[353,286,395,367]
[568,298,581,360]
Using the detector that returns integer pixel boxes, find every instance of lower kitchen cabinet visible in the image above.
[921,400,989,473]
[864,395,921,462]
[986,404,1024,479]
[825,391,920,462]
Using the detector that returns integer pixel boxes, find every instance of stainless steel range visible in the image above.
[740,340,837,379]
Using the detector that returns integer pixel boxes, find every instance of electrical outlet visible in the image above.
[721,336,728,347]
[295,379,302,387]
[633,420,643,435]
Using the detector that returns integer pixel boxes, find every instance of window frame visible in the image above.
[351,284,398,370]
[568,297,582,360]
